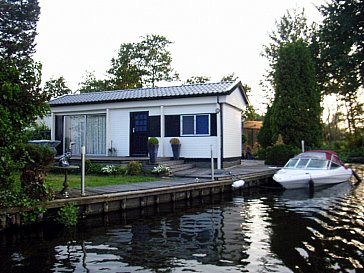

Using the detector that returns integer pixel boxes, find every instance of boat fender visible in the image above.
[352,170,362,184]
[232,180,245,189]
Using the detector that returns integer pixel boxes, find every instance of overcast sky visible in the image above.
[34,0,325,111]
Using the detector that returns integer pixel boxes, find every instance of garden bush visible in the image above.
[20,143,55,201]
[127,161,142,175]
[264,144,300,166]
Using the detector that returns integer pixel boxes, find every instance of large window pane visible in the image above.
[64,115,85,155]
[86,115,106,155]
[182,116,194,135]
[64,114,106,155]
[196,115,209,134]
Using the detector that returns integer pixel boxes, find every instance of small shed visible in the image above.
[49,80,249,168]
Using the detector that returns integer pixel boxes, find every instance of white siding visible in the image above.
[222,104,242,158]
[109,109,130,156]
[163,137,218,158]
[223,87,247,110]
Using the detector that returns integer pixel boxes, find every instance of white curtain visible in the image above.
[64,114,106,155]
[64,115,85,155]
[86,115,106,155]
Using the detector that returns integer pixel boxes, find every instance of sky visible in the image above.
[34,0,325,112]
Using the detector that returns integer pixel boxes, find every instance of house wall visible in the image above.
[222,103,242,159]
[51,93,244,161]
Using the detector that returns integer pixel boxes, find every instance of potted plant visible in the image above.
[170,138,181,160]
[148,137,159,164]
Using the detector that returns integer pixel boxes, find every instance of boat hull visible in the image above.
[273,167,353,189]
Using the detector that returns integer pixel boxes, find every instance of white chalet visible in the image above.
[48,81,249,168]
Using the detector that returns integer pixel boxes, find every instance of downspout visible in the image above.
[216,96,223,169]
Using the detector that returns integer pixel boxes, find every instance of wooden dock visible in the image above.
[0,161,278,231]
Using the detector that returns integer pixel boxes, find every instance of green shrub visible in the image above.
[148,137,159,145]
[85,162,105,175]
[264,144,300,166]
[20,144,55,201]
[57,202,78,227]
[127,161,142,175]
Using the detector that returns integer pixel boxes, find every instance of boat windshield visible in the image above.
[284,158,328,169]
[306,159,328,169]
[283,151,342,170]
[285,159,299,168]
[296,158,309,168]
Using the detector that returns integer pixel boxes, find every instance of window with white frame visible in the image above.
[181,114,210,136]
[64,114,106,155]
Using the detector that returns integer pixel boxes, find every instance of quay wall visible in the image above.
[0,171,274,232]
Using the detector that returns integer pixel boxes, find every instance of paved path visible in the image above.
[57,161,278,199]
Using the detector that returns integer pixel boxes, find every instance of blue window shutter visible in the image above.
[196,115,209,134]
[210,113,217,136]
[148,116,160,137]
[165,115,180,137]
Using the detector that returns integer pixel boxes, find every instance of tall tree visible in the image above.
[261,9,313,101]
[0,0,54,187]
[270,40,322,147]
[43,76,72,98]
[83,34,179,92]
[136,34,179,87]
[107,34,178,89]
[0,0,40,65]
[318,0,363,137]
[78,71,112,93]
[107,43,143,90]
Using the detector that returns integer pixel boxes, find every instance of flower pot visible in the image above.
[148,144,159,164]
[171,144,181,160]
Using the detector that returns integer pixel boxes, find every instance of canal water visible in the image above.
[1,171,363,272]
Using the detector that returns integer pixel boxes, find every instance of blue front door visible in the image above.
[130,111,149,156]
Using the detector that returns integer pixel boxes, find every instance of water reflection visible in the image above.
[269,182,364,272]
[0,174,363,272]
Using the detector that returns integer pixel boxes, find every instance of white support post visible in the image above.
[81,146,86,196]
[301,140,305,153]
[211,145,215,181]
[160,106,165,157]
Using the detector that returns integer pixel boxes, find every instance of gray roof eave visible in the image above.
[49,91,232,107]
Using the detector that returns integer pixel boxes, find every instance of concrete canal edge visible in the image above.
[0,170,275,231]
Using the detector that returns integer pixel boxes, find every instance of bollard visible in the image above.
[81,146,86,196]
[211,145,215,181]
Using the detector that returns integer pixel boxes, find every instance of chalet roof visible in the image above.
[49,81,247,106]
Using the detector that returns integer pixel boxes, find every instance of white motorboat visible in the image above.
[273,150,353,189]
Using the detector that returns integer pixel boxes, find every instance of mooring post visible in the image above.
[211,145,215,181]
[81,146,86,196]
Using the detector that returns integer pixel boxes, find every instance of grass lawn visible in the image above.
[46,173,159,190]
[14,172,159,191]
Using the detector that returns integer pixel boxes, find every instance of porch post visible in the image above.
[51,112,55,140]
[160,106,165,157]
[106,108,110,156]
